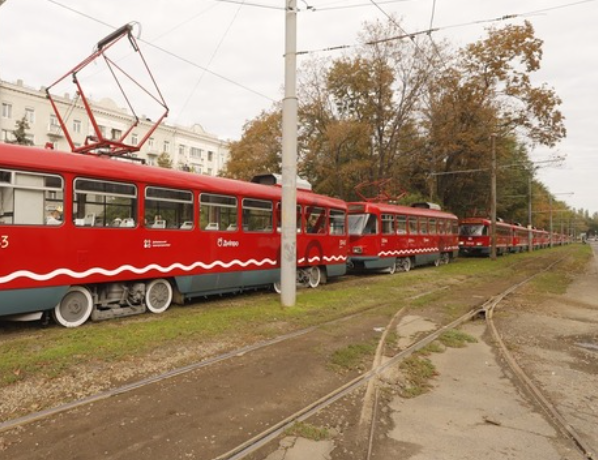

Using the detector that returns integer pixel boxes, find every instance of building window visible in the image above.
[207,151,214,162]
[111,128,122,140]
[163,140,170,153]
[131,133,138,144]
[25,108,35,124]
[1,129,12,142]
[1,103,12,119]
[178,144,186,156]
[190,147,202,159]
[148,137,155,151]
[73,119,81,133]
[49,114,60,130]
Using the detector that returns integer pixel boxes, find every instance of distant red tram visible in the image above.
[458,217,570,256]
[347,202,459,273]
[0,144,348,327]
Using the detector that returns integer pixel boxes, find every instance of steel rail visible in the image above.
[485,259,597,460]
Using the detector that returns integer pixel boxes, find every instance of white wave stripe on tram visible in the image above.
[298,255,347,264]
[0,258,278,284]
[379,247,437,257]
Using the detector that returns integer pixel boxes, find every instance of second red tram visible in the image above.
[347,202,459,273]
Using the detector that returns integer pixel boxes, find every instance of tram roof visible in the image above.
[0,143,346,208]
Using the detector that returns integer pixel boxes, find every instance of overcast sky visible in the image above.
[0,0,596,214]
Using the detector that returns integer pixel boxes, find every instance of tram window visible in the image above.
[0,169,64,226]
[381,214,394,235]
[419,218,428,235]
[396,215,407,235]
[145,186,193,230]
[242,198,273,232]
[306,206,326,234]
[329,209,346,235]
[73,178,137,228]
[275,203,302,233]
[408,217,418,235]
[429,218,437,235]
[438,219,446,235]
[200,193,237,231]
[452,221,459,235]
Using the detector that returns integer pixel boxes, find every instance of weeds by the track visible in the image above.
[284,422,330,441]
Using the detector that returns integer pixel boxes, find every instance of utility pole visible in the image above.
[280,0,298,306]
[528,173,533,252]
[490,133,497,260]
[549,194,553,248]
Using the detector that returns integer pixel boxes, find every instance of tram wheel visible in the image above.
[272,281,282,294]
[145,279,173,314]
[441,253,450,265]
[434,257,441,267]
[399,257,412,272]
[387,260,397,275]
[52,286,93,328]
[307,266,321,288]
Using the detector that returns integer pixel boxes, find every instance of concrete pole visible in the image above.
[528,174,533,252]
[490,133,497,260]
[280,0,298,306]
[549,194,553,248]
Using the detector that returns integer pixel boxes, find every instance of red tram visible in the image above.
[458,217,515,256]
[0,144,348,327]
[459,217,570,256]
[347,202,459,273]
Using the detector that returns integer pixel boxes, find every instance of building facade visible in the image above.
[0,78,230,175]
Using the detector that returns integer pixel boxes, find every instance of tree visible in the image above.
[422,21,566,216]
[297,18,435,200]
[9,116,34,145]
[157,152,172,168]
[220,109,282,181]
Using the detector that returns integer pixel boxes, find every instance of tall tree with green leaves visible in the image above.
[422,21,566,216]
[10,116,34,146]
[156,152,172,169]
[221,109,282,181]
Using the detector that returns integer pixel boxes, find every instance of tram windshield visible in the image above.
[459,224,487,237]
[348,213,378,236]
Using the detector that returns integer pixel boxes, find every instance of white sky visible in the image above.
[0,0,596,213]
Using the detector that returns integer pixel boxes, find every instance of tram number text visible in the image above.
[0,235,8,249]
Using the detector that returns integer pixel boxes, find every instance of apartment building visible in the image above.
[0,78,230,176]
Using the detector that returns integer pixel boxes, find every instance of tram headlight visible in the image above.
[353,246,363,254]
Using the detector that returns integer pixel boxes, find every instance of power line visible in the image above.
[296,0,595,55]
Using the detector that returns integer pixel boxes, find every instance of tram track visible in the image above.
[214,253,593,460]
[0,250,583,460]
[484,260,597,460]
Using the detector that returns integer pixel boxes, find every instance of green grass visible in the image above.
[438,329,478,348]
[399,355,437,398]
[329,341,377,372]
[284,422,330,441]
